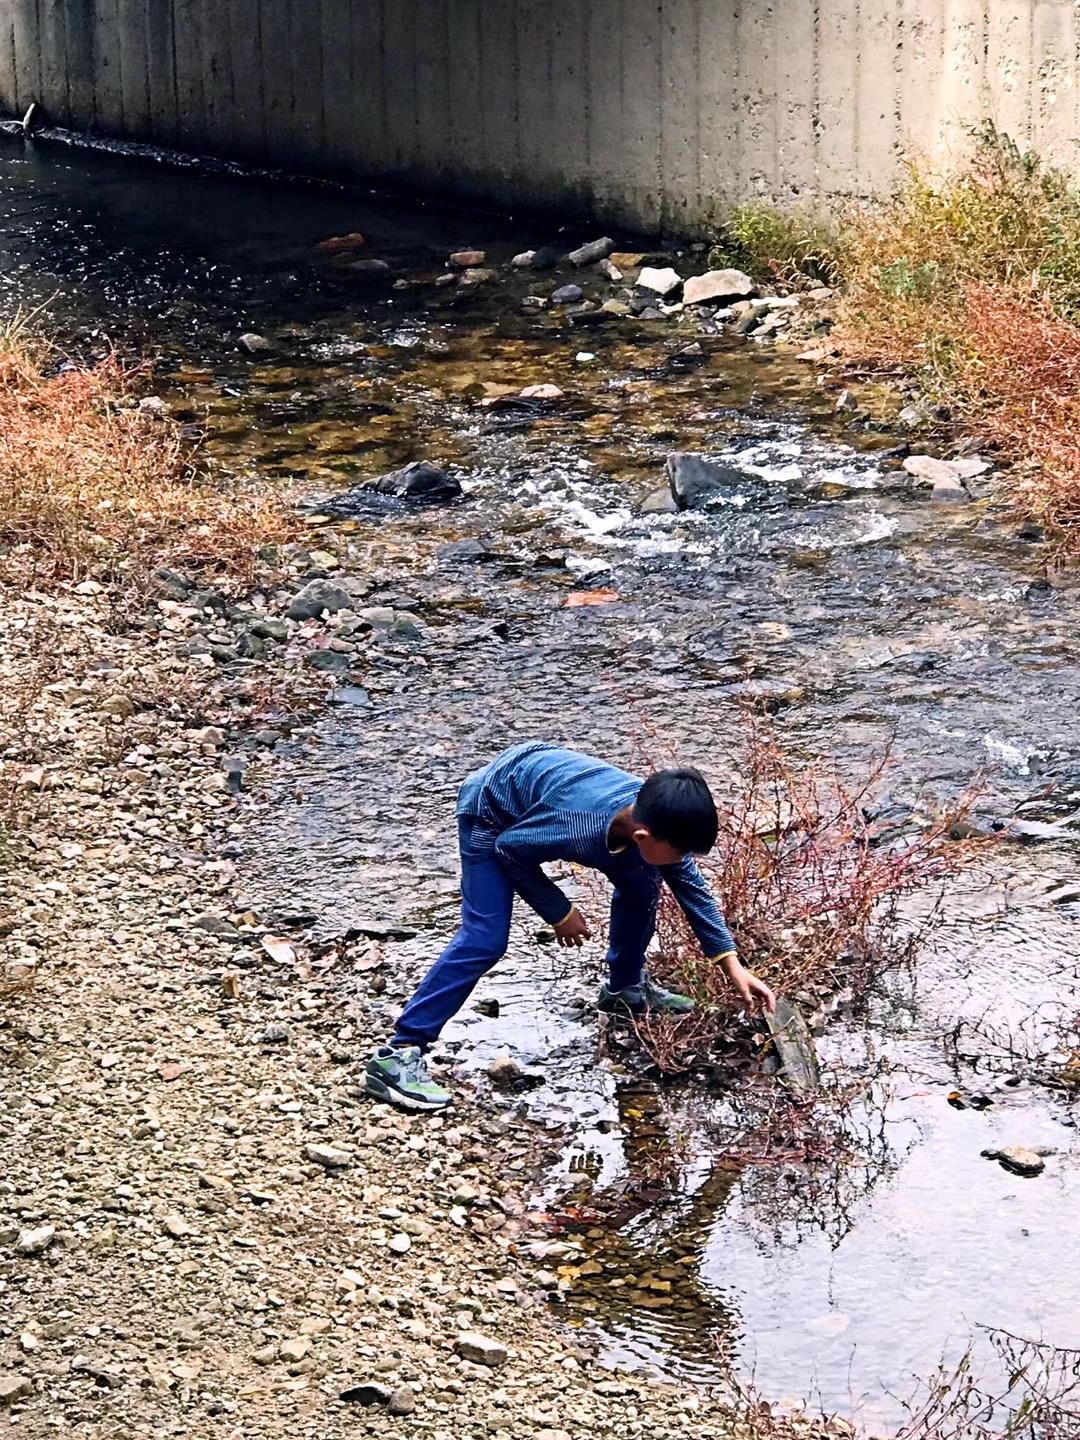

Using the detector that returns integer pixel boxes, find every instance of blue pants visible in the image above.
[393,816,658,1050]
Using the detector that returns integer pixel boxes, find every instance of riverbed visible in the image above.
[3,129,1078,1431]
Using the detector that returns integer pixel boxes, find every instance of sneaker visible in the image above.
[598,974,696,1017]
[365,1045,453,1111]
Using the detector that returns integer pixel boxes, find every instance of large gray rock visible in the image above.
[682,268,756,305]
[369,461,462,502]
[286,580,353,621]
[665,452,760,510]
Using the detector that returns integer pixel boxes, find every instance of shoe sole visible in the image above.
[365,1072,452,1112]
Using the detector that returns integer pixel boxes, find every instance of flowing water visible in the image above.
[3,130,1080,1430]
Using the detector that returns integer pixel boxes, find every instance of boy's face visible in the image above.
[632,827,687,868]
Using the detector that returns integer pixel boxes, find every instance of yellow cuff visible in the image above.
[556,904,577,926]
[711,950,738,964]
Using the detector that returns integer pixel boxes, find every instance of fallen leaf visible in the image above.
[564,589,619,608]
[160,1062,185,1082]
[316,231,365,252]
[261,935,297,965]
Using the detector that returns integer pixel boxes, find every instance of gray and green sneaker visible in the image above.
[365,1045,452,1112]
[598,973,696,1017]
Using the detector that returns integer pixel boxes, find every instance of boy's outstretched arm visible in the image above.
[493,817,593,947]
[662,858,776,1014]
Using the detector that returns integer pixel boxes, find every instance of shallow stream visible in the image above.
[3,130,1079,1429]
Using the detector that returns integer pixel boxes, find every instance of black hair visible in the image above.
[632,767,718,855]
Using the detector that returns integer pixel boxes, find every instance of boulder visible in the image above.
[665,452,760,510]
[682,268,756,305]
[369,461,462,503]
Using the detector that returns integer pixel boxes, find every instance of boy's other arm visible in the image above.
[493,818,591,942]
[662,859,776,1013]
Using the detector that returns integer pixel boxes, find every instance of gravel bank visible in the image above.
[0,558,813,1440]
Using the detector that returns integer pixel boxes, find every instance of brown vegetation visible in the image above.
[626,721,981,1074]
[836,123,1080,555]
[0,323,288,584]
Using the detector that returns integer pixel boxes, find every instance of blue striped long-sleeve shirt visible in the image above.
[457,743,737,958]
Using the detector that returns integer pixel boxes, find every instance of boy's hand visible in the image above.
[723,956,776,1014]
[553,907,592,948]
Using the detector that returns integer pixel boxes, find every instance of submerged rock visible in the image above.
[639,486,678,515]
[237,332,273,355]
[551,284,584,306]
[368,461,462,503]
[983,1146,1046,1176]
[665,451,761,510]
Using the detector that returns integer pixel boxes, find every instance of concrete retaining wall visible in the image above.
[2,0,1079,230]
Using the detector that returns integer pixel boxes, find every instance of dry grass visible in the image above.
[836,123,1080,555]
[621,720,982,1074]
[0,321,288,584]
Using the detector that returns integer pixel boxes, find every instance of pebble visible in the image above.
[449,249,486,267]
[389,1384,418,1415]
[237,332,273,355]
[455,1332,509,1367]
[341,1382,393,1405]
[0,1376,32,1406]
[551,284,584,306]
[16,1225,56,1255]
[278,1337,311,1363]
[636,266,682,297]
[566,237,614,266]
[984,1146,1046,1176]
[303,1142,352,1169]
[286,579,354,621]
[389,1233,412,1254]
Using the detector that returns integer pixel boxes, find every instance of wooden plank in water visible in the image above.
[764,998,820,1094]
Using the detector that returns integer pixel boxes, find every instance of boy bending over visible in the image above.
[366,743,776,1110]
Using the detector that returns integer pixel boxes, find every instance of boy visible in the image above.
[366,743,776,1111]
